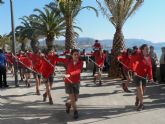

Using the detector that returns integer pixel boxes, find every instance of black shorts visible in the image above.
[45,75,54,83]
[23,68,31,73]
[133,75,147,87]
[33,73,41,79]
[123,69,131,78]
[65,83,80,94]
[96,67,102,73]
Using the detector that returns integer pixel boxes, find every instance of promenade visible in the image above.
[0,67,165,124]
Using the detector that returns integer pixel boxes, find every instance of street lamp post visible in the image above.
[10,0,19,87]
[0,0,18,86]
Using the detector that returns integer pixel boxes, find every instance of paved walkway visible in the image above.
[0,67,165,124]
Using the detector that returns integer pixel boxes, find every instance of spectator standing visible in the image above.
[0,49,8,88]
[149,46,158,82]
[159,47,165,83]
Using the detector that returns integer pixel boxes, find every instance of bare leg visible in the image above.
[69,94,77,111]
[25,72,31,87]
[50,82,53,89]
[136,85,145,111]
[136,85,143,104]
[35,76,40,95]
[11,66,14,77]
[38,77,41,86]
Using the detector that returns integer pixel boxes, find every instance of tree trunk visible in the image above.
[65,18,76,50]
[109,26,125,78]
[21,42,26,51]
[46,35,54,51]
[30,38,39,52]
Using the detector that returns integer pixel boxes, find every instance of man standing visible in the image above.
[0,49,8,88]
[149,46,158,82]
[93,40,101,50]
[159,47,165,83]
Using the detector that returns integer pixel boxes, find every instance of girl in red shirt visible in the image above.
[118,49,132,93]
[93,48,106,86]
[43,50,58,105]
[19,52,32,87]
[30,50,43,95]
[58,49,83,119]
[130,44,153,111]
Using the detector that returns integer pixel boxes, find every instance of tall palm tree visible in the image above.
[15,25,29,51]
[48,0,98,50]
[30,7,65,51]
[96,0,144,77]
[16,16,39,52]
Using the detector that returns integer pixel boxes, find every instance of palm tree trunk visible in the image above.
[109,26,125,78]
[30,38,39,52]
[21,42,26,51]
[65,18,76,50]
[46,35,54,51]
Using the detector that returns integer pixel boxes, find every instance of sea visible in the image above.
[57,47,162,60]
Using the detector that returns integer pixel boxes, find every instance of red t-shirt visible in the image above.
[30,53,43,72]
[19,56,32,68]
[130,52,153,80]
[93,51,106,68]
[57,58,83,83]
[47,52,58,66]
[118,51,131,71]
[93,42,101,49]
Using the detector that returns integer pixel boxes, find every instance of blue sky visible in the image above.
[0,0,165,43]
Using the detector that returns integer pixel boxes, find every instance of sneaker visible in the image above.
[36,90,40,95]
[49,97,53,105]
[93,77,96,84]
[25,81,28,86]
[125,88,132,93]
[27,83,31,87]
[65,103,71,114]
[135,97,139,107]
[121,77,127,80]
[137,104,144,111]
[122,83,126,91]
[43,93,47,102]
[4,85,9,88]
[74,110,79,119]
[122,85,131,93]
[98,80,102,86]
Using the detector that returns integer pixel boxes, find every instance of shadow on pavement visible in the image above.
[0,101,68,124]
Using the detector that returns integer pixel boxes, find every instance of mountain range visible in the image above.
[40,37,165,49]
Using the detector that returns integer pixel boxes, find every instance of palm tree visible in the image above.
[48,0,98,50]
[15,26,29,51]
[0,0,4,4]
[0,34,12,51]
[16,16,40,52]
[96,0,144,77]
[30,7,65,51]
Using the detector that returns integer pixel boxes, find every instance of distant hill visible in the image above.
[39,37,165,48]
